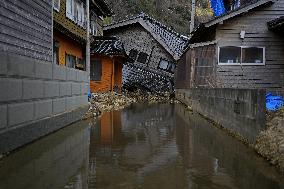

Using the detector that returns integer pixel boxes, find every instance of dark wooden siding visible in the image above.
[215,0,284,92]
[175,45,216,89]
[0,0,52,62]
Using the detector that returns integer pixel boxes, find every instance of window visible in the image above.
[137,52,148,64]
[219,46,241,64]
[76,57,85,71]
[90,59,102,81]
[75,1,84,26]
[159,59,168,70]
[90,20,97,36]
[66,0,86,27]
[158,59,176,73]
[66,0,74,20]
[242,47,264,64]
[53,0,60,11]
[128,49,138,63]
[65,54,76,68]
[53,40,60,64]
[219,46,265,65]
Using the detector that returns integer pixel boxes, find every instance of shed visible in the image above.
[176,0,284,94]
[90,36,127,93]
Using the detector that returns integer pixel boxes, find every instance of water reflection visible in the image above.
[0,104,283,189]
[88,103,284,189]
[0,121,90,189]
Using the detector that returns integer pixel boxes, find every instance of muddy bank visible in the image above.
[83,91,175,119]
[255,108,284,172]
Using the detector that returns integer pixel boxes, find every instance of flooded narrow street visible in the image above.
[0,103,283,189]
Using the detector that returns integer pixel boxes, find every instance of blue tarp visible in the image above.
[210,0,226,17]
[266,93,284,111]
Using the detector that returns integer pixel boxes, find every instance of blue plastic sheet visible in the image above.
[266,93,284,111]
[88,91,92,102]
[210,0,226,17]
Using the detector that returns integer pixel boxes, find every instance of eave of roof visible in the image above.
[104,13,189,61]
[268,16,284,30]
[91,36,127,57]
[91,0,113,17]
[54,21,86,44]
[187,0,274,45]
[204,0,273,28]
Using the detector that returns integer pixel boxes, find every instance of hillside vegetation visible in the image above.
[105,0,213,35]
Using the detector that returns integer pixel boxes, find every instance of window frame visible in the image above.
[53,0,60,12]
[218,46,265,66]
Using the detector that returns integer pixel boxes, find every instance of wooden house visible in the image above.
[104,13,189,93]
[53,0,112,69]
[175,0,284,94]
[90,37,127,93]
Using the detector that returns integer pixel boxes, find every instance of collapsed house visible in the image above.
[104,13,189,93]
[176,0,284,94]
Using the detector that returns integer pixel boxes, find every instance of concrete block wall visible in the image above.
[176,88,266,143]
[0,52,89,154]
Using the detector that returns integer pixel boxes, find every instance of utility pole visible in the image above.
[190,0,196,34]
[86,0,90,87]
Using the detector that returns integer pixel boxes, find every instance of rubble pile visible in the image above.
[83,90,177,120]
[255,108,284,171]
[83,92,135,119]
[125,89,176,104]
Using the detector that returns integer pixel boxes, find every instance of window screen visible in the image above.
[242,47,264,64]
[137,52,148,64]
[219,46,241,63]
[90,59,102,81]
[128,49,138,63]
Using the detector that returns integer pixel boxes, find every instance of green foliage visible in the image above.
[105,0,213,35]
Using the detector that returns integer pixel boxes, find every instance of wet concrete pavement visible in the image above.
[0,103,283,189]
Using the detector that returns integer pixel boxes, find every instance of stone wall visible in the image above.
[0,52,89,154]
[0,1,89,154]
[176,88,266,143]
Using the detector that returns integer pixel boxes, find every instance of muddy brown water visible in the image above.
[0,103,283,189]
